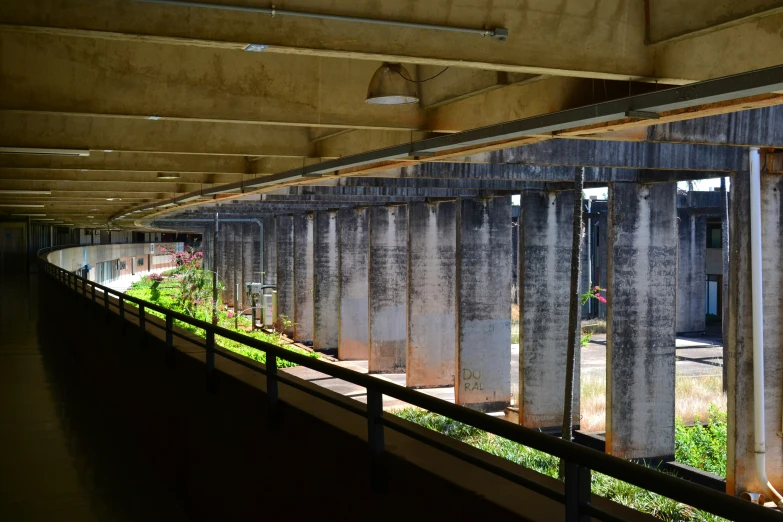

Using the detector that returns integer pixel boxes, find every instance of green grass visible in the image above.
[125,275,318,368]
[394,408,726,522]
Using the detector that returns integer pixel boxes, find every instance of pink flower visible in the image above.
[596,294,607,304]
[227,311,234,319]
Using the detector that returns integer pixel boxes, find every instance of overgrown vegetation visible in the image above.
[394,408,725,522]
[675,405,727,477]
[126,247,318,368]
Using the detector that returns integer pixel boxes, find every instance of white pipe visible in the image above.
[748,146,783,507]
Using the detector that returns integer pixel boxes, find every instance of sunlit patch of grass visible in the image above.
[579,375,726,433]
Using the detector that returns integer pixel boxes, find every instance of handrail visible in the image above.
[37,245,780,522]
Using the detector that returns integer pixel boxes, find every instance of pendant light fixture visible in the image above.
[365,63,419,105]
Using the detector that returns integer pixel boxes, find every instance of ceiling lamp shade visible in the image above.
[365,63,419,105]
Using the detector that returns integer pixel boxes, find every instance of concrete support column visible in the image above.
[263,216,276,286]
[606,183,677,460]
[595,204,609,319]
[368,205,408,373]
[406,201,457,388]
[293,212,314,344]
[275,215,294,333]
[338,207,370,360]
[676,209,707,334]
[313,210,339,351]
[202,224,213,274]
[240,221,256,311]
[456,197,512,410]
[518,190,580,429]
[219,222,233,307]
[726,170,783,496]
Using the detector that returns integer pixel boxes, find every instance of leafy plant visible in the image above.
[675,404,727,477]
[125,261,317,369]
[581,284,607,305]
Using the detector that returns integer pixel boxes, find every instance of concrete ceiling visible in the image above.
[0,0,782,228]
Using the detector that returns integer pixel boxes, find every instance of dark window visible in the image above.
[706,223,722,248]
[137,258,144,266]
[118,260,127,270]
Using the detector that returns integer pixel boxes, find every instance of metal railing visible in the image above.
[37,247,779,522]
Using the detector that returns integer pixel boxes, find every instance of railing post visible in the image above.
[205,330,215,391]
[266,353,279,428]
[104,288,111,322]
[91,282,96,305]
[119,296,126,335]
[138,303,146,348]
[367,388,386,492]
[165,313,174,368]
[564,461,591,522]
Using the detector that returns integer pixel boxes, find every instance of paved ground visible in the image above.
[284,333,724,411]
[581,334,724,378]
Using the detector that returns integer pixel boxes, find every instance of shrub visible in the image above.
[675,404,727,477]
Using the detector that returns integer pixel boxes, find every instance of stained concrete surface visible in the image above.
[1,271,530,522]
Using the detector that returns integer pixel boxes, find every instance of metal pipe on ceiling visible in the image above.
[134,0,508,40]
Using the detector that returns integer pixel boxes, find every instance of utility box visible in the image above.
[262,291,277,328]
[246,283,277,329]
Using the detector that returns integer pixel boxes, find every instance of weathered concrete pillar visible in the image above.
[219,222,234,307]
[313,210,339,351]
[240,221,257,312]
[275,215,294,334]
[293,212,314,344]
[676,209,706,334]
[202,224,213,274]
[456,197,512,410]
[606,183,677,460]
[406,201,457,388]
[368,205,407,373]
[518,190,580,429]
[263,216,276,286]
[726,171,783,496]
[338,207,370,360]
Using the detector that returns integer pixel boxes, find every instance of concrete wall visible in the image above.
[313,210,339,350]
[706,248,723,275]
[518,191,580,428]
[726,171,783,496]
[293,213,314,344]
[406,201,457,388]
[676,209,706,334]
[263,217,276,286]
[276,215,294,333]
[368,205,408,373]
[46,242,181,273]
[606,183,677,460]
[456,197,512,411]
[338,207,370,361]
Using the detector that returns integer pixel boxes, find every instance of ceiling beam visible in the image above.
[458,139,746,171]
[0,112,316,157]
[0,169,243,185]
[0,31,424,131]
[0,0,675,82]
[647,0,783,45]
[0,151,249,174]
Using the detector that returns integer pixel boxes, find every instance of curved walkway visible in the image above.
[0,270,529,522]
